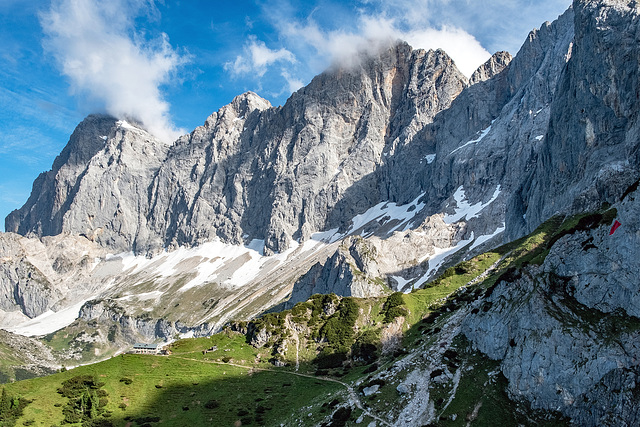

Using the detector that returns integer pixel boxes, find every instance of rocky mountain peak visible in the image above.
[469,51,513,85]
[5,2,640,424]
[5,114,117,235]
[204,91,272,126]
[52,114,117,168]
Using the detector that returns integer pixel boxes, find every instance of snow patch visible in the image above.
[179,330,195,339]
[6,299,89,337]
[470,224,505,250]
[116,119,139,131]
[103,238,318,294]
[246,239,265,256]
[450,121,494,155]
[346,193,426,237]
[391,275,412,292]
[310,194,426,243]
[117,291,164,301]
[443,185,501,224]
[310,228,341,243]
[411,235,474,290]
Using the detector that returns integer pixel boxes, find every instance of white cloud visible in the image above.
[225,36,296,77]
[280,14,489,77]
[281,70,304,93]
[222,0,570,103]
[40,0,188,143]
[403,27,492,77]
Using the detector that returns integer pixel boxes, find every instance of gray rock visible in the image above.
[396,383,410,394]
[463,176,640,425]
[7,44,468,257]
[509,0,640,240]
[0,232,106,320]
[363,384,380,396]
[286,237,387,308]
[469,51,512,85]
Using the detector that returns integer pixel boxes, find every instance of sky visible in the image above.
[0,0,571,231]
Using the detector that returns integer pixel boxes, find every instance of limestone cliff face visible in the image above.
[5,115,118,237]
[6,44,468,256]
[286,237,386,308]
[2,8,578,258]
[143,45,468,255]
[0,232,106,321]
[469,51,512,85]
[5,115,171,252]
[508,0,640,240]
[3,6,640,424]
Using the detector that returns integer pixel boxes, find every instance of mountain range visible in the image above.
[1,0,640,425]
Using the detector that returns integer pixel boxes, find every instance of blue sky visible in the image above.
[0,0,571,231]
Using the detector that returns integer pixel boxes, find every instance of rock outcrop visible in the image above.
[3,3,640,423]
[463,180,640,425]
[0,232,106,321]
[286,237,387,307]
[469,51,513,85]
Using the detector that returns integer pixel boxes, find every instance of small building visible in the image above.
[132,343,159,354]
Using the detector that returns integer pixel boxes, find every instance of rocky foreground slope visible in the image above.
[1,0,640,424]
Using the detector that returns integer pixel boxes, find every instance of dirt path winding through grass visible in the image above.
[173,356,391,426]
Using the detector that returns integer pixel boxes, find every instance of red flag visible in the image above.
[609,220,622,235]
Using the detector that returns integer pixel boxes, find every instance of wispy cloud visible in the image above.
[402,27,492,77]
[225,35,296,77]
[223,1,492,100]
[363,0,571,57]
[40,0,189,142]
[280,14,490,77]
[281,70,304,93]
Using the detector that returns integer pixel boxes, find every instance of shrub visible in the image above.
[56,376,109,424]
[352,329,381,363]
[107,325,117,342]
[332,407,352,422]
[318,297,359,351]
[315,348,348,369]
[382,292,407,323]
[204,400,220,409]
[455,260,474,275]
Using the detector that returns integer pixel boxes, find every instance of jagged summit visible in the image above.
[5,113,169,250]
[469,51,512,85]
[5,114,116,236]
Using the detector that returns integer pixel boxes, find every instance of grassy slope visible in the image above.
[5,333,344,426]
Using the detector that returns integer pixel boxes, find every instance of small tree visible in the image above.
[382,292,407,323]
[0,387,31,425]
[57,375,109,424]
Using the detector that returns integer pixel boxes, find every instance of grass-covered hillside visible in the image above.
[0,209,616,426]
